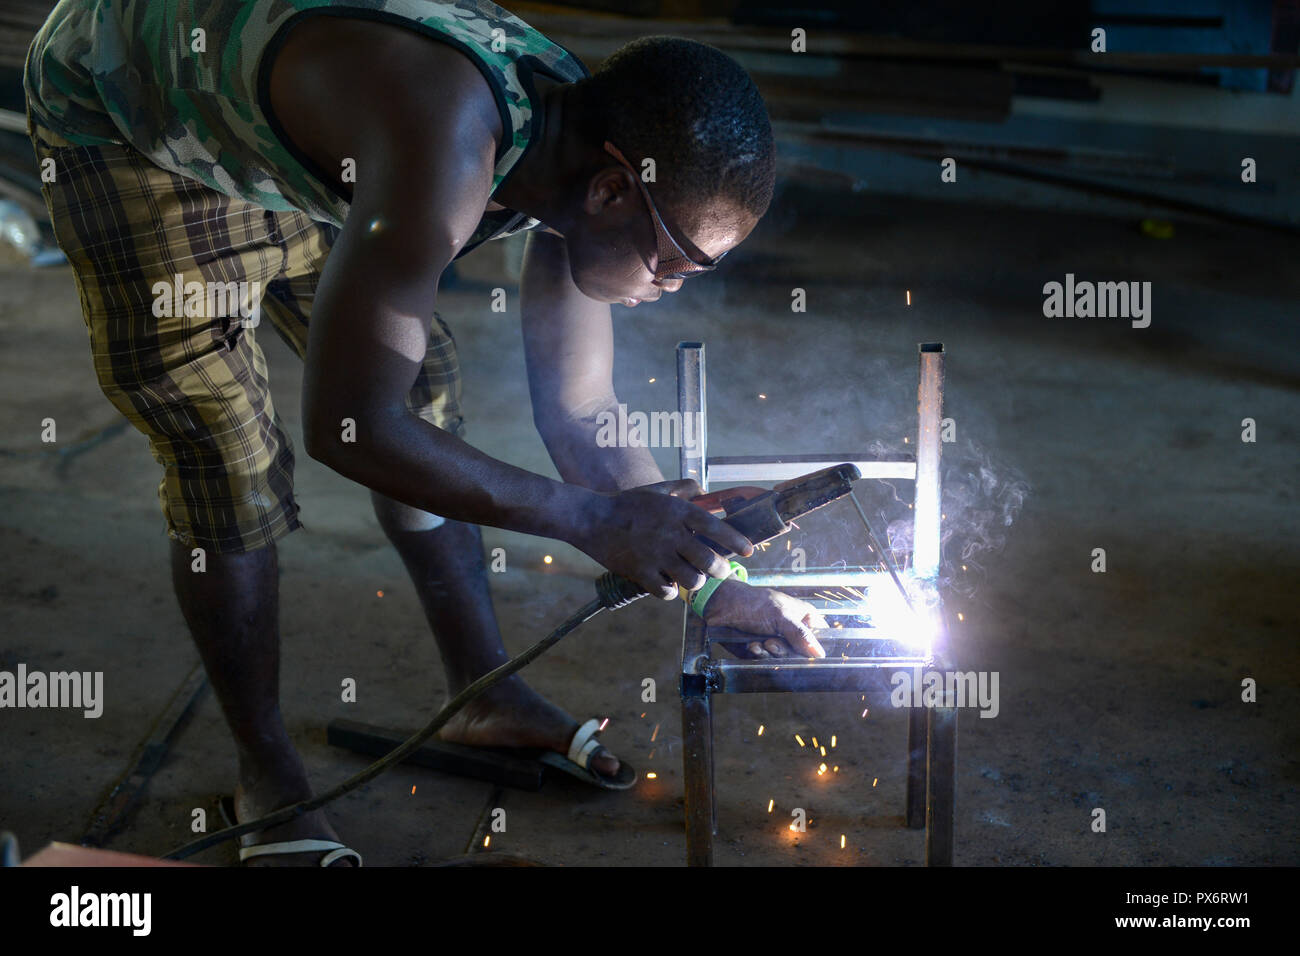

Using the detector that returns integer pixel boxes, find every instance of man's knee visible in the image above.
[370,490,446,534]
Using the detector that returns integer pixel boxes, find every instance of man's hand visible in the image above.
[702,579,828,658]
[570,479,754,599]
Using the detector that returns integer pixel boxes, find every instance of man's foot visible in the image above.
[232,777,357,867]
[437,675,621,778]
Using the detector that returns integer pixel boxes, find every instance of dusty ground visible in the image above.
[1,184,1296,866]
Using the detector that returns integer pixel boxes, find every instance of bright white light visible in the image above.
[864,581,937,655]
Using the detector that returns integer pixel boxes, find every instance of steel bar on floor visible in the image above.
[81,661,207,847]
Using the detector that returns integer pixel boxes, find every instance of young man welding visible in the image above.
[25,0,826,866]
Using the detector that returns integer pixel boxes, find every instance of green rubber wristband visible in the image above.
[691,561,748,618]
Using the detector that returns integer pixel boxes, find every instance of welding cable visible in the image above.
[162,571,649,861]
[162,465,861,861]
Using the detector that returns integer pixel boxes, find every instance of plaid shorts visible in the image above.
[29,119,466,554]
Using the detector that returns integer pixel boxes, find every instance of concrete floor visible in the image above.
[1,184,1296,866]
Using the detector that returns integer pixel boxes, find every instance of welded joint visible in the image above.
[679,662,720,698]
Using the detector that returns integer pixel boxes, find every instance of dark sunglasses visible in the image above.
[603,141,727,282]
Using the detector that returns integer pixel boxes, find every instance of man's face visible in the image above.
[561,165,759,306]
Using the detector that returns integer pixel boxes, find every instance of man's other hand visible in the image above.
[702,579,827,658]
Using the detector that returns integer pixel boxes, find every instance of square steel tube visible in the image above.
[745,569,890,589]
[913,344,944,582]
[710,657,929,694]
[676,342,707,490]
[707,457,917,483]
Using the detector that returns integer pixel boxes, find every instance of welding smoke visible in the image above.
[882,437,1030,598]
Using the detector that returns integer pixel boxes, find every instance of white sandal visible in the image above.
[218,796,362,867]
[238,839,362,867]
[534,718,637,790]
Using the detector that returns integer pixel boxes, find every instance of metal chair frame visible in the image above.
[674,341,956,866]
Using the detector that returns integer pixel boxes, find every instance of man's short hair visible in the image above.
[576,36,776,220]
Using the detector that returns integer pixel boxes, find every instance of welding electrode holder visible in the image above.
[596,462,863,608]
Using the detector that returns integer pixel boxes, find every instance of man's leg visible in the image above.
[260,267,626,777]
[169,539,356,864]
[31,123,355,864]
[369,495,620,777]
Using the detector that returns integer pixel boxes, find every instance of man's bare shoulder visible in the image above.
[268,15,504,187]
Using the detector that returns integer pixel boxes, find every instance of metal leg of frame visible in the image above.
[681,692,715,867]
[709,699,718,836]
[913,343,944,582]
[925,705,957,866]
[916,342,954,863]
[905,705,928,829]
[677,341,715,866]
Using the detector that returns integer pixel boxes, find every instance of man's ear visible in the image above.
[584,166,635,216]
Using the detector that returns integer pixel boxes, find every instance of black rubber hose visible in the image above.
[161,581,634,862]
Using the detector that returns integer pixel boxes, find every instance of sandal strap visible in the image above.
[239,839,362,866]
[319,847,363,867]
[566,718,603,768]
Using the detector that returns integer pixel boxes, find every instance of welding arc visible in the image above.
[847,490,915,613]
[162,594,612,861]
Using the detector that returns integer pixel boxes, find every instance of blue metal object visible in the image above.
[1091,0,1275,90]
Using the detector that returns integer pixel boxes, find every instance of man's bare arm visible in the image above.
[520,230,664,491]
[290,43,596,541]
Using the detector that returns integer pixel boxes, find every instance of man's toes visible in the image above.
[591,750,620,777]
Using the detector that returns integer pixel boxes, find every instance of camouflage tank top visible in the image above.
[25,0,589,250]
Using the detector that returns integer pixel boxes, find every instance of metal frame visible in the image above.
[675,341,956,866]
